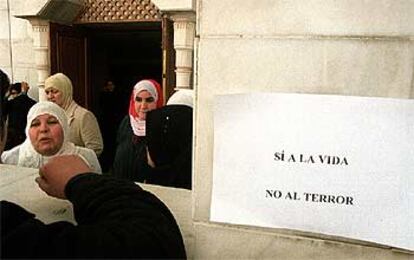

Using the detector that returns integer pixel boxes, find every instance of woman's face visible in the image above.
[134,90,157,120]
[29,114,64,156]
[45,87,64,107]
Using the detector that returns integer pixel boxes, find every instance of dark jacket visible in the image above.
[1,174,187,258]
[145,105,193,190]
[111,116,150,181]
[97,89,124,171]
[5,94,36,150]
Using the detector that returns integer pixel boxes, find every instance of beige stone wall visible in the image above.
[0,0,38,100]
[193,0,414,258]
[0,0,12,76]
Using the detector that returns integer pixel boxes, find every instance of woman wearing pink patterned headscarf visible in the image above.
[112,79,163,181]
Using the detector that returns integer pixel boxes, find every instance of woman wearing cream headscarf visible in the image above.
[112,79,163,181]
[1,101,101,173]
[44,73,103,156]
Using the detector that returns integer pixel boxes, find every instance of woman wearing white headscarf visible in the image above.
[166,89,194,108]
[44,73,103,156]
[1,101,101,173]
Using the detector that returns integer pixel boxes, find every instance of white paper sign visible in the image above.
[211,93,414,251]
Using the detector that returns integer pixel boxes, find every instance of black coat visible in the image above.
[5,94,36,149]
[1,174,187,258]
[112,116,150,181]
[145,105,193,190]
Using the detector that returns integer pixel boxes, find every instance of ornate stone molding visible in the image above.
[75,0,162,23]
[32,25,49,33]
[27,18,50,101]
[170,12,196,89]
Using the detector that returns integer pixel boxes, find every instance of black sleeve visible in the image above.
[2,174,187,259]
[1,200,38,237]
[1,200,75,258]
[145,148,192,190]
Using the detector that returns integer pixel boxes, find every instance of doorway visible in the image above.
[88,23,163,171]
[88,23,162,112]
[50,21,174,171]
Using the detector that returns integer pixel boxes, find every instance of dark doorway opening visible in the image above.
[87,23,163,172]
[87,22,162,113]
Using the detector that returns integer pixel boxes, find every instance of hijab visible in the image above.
[145,104,193,189]
[11,101,100,172]
[166,89,194,108]
[128,79,163,136]
[44,73,73,110]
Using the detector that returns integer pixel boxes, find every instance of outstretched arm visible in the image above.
[3,155,186,259]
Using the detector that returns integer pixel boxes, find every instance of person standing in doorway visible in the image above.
[112,79,163,181]
[98,79,123,172]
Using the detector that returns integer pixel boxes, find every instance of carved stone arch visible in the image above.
[74,0,163,23]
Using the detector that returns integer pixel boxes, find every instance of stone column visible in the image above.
[28,18,50,101]
[172,13,195,90]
